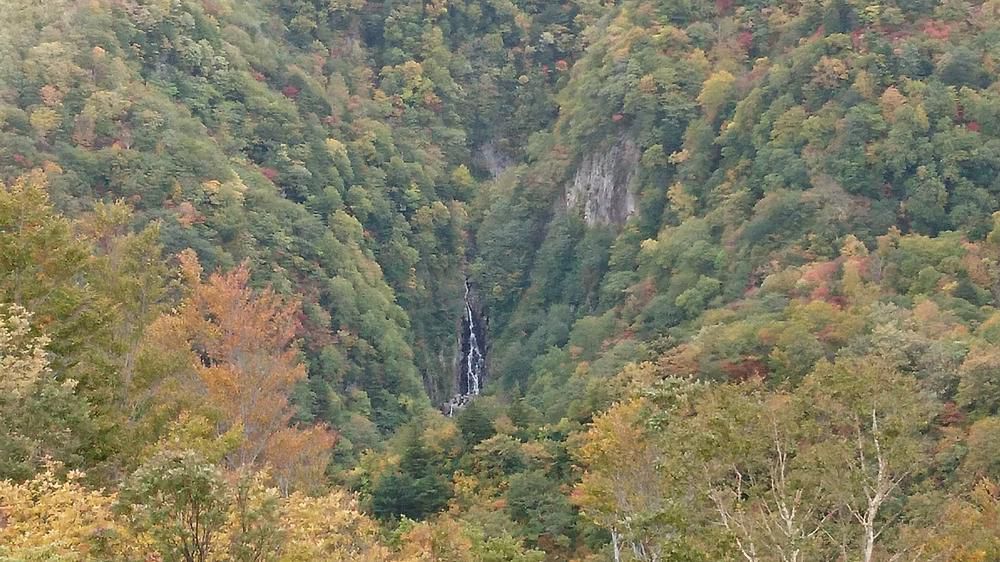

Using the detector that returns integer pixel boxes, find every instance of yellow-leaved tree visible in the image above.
[0,467,126,560]
[280,489,392,561]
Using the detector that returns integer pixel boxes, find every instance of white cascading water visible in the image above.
[463,280,484,396]
[444,279,486,416]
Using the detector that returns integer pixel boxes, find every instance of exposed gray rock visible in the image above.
[565,135,639,226]
[442,393,475,417]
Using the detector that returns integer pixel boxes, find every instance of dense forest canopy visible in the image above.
[5,0,1000,560]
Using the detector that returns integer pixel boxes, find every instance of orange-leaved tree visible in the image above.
[176,250,334,491]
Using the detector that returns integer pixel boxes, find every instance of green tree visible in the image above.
[371,427,451,520]
[228,471,283,562]
[0,303,93,480]
[116,450,230,562]
[0,172,116,415]
[457,401,496,446]
[506,470,577,551]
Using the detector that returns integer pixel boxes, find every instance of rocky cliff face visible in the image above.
[565,135,640,226]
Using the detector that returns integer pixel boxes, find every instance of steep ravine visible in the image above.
[443,134,640,412]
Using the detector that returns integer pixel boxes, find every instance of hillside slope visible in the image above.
[6,0,1000,560]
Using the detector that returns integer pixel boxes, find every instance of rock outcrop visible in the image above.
[565,135,640,226]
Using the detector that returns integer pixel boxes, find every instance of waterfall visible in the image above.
[445,279,486,416]
[462,280,485,396]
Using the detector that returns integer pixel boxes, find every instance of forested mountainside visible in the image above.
[6,0,1000,559]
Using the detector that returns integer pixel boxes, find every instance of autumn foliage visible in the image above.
[174,251,334,487]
